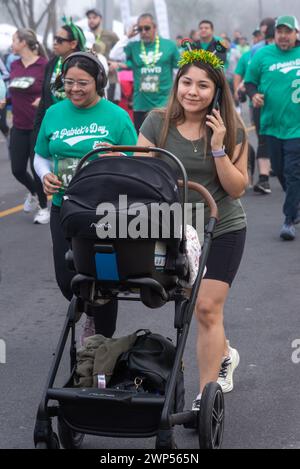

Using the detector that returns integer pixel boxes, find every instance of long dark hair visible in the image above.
[156,62,247,163]
[16,28,48,59]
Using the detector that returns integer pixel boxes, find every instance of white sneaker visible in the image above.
[217,346,240,393]
[192,396,201,412]
[24,193,39,213]
[34,208,50,225]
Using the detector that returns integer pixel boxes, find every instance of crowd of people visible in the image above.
[1,7,300,411]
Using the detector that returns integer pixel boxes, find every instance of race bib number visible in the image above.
[291,79,300,104]
[54,157,81,189]
[9,77,35,90]
[140,75,160,93]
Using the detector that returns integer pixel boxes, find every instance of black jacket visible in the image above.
[34,57,57,141]
[194,38,227,64]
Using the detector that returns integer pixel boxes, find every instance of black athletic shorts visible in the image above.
[204,228,247,287]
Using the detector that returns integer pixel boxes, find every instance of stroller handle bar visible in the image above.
[178,180,218,220]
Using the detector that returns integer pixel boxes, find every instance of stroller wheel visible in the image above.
[198,382,224,449]
[35,433,60,450]
[35,442,47,449]
[58,418,84,449]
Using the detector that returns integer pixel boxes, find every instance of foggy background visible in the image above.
[63,0,300,39]
[1,0,299,41]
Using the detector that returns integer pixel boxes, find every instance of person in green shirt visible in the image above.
[109,13,180,132]
[195,20,227,63]
[245,15,300,240]
[34,52,137,342]
[137,47,248,411]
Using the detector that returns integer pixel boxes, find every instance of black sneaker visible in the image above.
[253,181,272,194]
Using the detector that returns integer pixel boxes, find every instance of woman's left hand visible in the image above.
[206,109,226,151]
[94,141,123,157]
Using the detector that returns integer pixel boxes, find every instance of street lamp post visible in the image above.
[258,0,263,21]
[96,0,114,30]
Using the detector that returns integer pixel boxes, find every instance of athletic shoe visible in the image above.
[280,223,296,241]
[34,208,50,225]
[23,193,38,213]
[192,397,201,412]
[217,346,240,393]
[80,316,96,347]
[253,181,271,194]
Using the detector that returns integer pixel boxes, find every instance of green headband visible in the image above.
[178,49,224,70]
[62,16,86,51]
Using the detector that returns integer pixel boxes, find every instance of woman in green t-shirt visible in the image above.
[137,48,248,411]
[34,52,137,343]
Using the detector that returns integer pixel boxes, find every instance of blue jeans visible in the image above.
[267,136,300,223]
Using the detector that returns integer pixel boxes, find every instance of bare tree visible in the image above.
[0,0,57,46]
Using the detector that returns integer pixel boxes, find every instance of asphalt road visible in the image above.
[0,135,300,450]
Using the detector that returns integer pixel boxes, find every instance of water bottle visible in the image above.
[97,374,106,389]
[154,242,167,271]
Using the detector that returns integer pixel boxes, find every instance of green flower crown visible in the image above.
[178,49,224,70]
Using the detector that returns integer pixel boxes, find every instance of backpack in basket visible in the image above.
[109,330,185,412]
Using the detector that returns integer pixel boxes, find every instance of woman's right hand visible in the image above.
[43,173,62,195]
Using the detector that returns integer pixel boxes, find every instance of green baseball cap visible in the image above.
[275,15,299,31]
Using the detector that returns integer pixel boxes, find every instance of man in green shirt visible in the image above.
[245,15,300,241]
[109,13,180,132]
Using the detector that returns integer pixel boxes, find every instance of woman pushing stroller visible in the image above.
[34,51,137,341]
[137,45,248,410]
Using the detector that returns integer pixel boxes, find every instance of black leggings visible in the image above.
[9,127,47,209]
[50,204,118,337]
[0,107,9,136]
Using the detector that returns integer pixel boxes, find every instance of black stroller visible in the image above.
[34,146,224,450]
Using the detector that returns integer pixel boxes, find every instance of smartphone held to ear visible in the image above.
[212,87,222,111]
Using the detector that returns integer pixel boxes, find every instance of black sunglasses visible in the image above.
[137,26,152,33]
[54,36,72,45]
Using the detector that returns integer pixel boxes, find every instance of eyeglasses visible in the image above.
[137,26,152,33]
[62,78,94,89]
[54,36,72,45]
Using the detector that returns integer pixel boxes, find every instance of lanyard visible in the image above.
[52,57,66,101]
[140,36,161,67]
[54,57,63,77]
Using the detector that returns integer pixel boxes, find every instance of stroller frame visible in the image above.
[34,147,224,450]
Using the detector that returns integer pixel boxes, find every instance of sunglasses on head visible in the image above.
[54,36,72,45]
[137,25,152,33]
